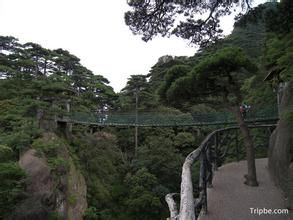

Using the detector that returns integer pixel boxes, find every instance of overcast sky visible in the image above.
[0,0,266,92]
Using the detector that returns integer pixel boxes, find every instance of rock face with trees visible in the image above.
[0,37,116,219]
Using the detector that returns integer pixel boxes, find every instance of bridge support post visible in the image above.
[36,98,58,131]
[213,132,219,171]
[206,146,214,188]
[200,152,208,214]
[56,121,72,139]
[91,126,98,134]
[135,126,138,156]
[65,99,72,135]
[55,99,72,139]
[235,130,240,162]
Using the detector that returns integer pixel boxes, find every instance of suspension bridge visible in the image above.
[58,106,278,127]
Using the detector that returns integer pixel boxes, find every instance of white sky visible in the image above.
[0,0,266,92]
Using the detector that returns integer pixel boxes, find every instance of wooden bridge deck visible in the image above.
[198,158,292,220]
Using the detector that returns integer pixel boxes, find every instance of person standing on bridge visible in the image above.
[240,104,251,118]
[240,105,246,118]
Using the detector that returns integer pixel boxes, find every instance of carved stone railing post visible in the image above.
[165,193,179,220]
[179,149,201,220]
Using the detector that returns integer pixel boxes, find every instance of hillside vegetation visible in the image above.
[0,2,292,219]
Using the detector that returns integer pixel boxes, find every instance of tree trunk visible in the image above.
[44,59,47,75]
[232,106,258,186]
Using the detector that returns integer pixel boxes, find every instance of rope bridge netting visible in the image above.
[62,106,278,127]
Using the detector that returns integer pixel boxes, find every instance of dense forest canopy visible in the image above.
[0,0,292,219]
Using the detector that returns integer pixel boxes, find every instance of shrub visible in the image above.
[0,162,26,218]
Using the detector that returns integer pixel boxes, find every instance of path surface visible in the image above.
[198,158,292,220]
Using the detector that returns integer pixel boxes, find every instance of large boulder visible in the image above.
[268,80,293,209]
[19,149,54,196]
[15,133,87,220]
[13,149,55,219]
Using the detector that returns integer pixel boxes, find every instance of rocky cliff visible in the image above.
[268,79,293,209]
[13,133,87,220]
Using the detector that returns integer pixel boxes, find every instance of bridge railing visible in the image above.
[165,124,277,219]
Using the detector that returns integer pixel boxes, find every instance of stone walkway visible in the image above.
[198,158,292,220]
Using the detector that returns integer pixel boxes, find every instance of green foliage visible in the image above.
[134,133,184,189]
[0,162,25,180]
[32,137,64,157]
[224,23,266,61]
[71,126,197,220]
[119,74,158,110]
[174,132,195,149]
[48,157,69,171]
[0,113,40,155]
[48,211,64,220]
[164,47,257,107]
[0,35,116,118]
[159,65,191,102]
[241,75,276,107]
[84,207,98,220]
[189,104,216,113]
[72,132,126,218]
[264,32,293,81]
[124,168,162,220]
[147,56,187,92]
[0,162,26,219]
[0,145,13,162]
[32,135,70,177]
[67,194,77,205]
[264,0,293,34]
[194,47,256,78]
[234,3,267,28]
